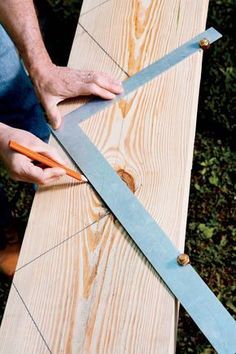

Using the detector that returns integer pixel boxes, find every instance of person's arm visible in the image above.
[0,0,123,129]
[0,0,51,74]
[0,123,66,184]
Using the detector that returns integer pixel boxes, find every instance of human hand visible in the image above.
[31,64,123,129]
[0,123,66,184]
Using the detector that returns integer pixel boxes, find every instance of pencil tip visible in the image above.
[81,175,88,182]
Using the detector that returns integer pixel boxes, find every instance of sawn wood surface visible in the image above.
[0,1,209,353]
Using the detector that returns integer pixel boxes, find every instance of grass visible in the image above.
[0,0,235,352]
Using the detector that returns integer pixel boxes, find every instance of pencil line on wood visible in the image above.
[80,0,112,18]
[12,283,52,353]
[16,212,110,273]
[78,22,130,77]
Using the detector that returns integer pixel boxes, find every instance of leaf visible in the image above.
[200,167,207,175]
[194,183,201,191]
[226,300,236,314]
[198,224,215,239]
[200,348,214,354]
[209,175,219,186]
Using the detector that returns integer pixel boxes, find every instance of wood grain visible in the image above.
[80,0,109,17]
[15,27,127,269]
[9,215,178,353]
[0,286,49,353]
[0,0,209,352]
[79,0,209,75]
[80,54,204,250]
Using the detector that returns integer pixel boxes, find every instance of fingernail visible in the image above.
[114,82,124,93]
[113,80,122,86]
[108,93,116,99]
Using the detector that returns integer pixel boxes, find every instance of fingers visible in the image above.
[86,83,117,100]
[44,100,62,129]
[35,66,124,127]
[39,167,66,184]
[11,161,66,184]
[92,72,123,94]
[70,70,123,99]
[80,71,123,99]
[33,143,66,165]
[1,125,67,184]
[19,133,66,165]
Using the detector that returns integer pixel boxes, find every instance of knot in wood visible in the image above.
[117,169,135,193]
[177,253,190,266]
[199,38,210,51]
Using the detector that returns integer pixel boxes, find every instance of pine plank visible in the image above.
[79,54,204,251]
[11,213,178,353]
[15,28,126,269]
[80,0,109,17]
[79,0,209,75]
[0,0,210,352]
[0,286,49,353]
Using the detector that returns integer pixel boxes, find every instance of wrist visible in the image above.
[25,51,53,81]
[29,66,55,106]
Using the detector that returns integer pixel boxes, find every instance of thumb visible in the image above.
[45,102,62,130]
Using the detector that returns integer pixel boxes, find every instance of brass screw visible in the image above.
[177,253,190,266]
[199,38,210,51]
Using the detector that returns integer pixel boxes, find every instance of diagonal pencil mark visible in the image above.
[80,0,111,18]
[78,22,130,78]
[12,283,52,353]
[16,211,110,272]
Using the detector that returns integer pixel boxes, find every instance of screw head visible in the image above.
[199,38,210,50]
[177,253,190,266]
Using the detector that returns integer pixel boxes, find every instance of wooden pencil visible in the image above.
[9,140,87,182]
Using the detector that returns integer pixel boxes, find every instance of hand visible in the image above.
[32,64,123,129]
[0,123,66,184]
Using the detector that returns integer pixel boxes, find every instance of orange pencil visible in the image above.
[9,140,87,183]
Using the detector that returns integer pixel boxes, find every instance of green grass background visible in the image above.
[0,0,235,352]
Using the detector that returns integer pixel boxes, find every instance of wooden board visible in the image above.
[0,1,209,352]
[0,285,49,353]
[80,0,108,17]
